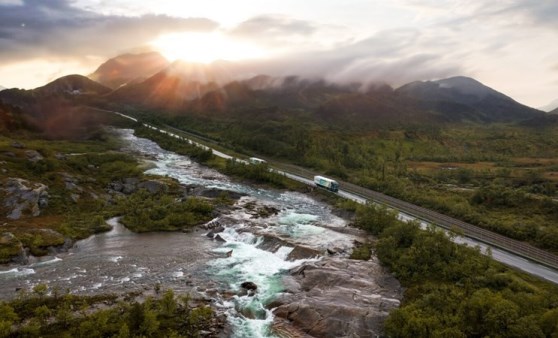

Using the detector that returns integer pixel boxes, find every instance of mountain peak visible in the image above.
[398,76,503,101]
[36,74,110,96]
[89,52,169,89]
[395,75,542,122]
[434,76,501,99]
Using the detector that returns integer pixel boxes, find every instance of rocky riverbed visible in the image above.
[1,129,403,337]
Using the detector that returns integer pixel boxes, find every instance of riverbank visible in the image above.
[129,122,558,337]
[2,128,404,337]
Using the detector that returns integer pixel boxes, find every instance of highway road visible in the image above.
[108,109,558,284]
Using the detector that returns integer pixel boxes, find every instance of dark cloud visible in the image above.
[0,0,218,63]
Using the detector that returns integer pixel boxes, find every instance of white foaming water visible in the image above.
[278,212,318,226]
[114,129,363,336]
[30,256,62,267]
[109,256,123,263]
[0,268,35,276]
[274,246,294,260]
[209,227,319,337]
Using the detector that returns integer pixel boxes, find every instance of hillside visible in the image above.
[0,101,32,132]
[395,76,545,122]
[103,59,544,127]
[107,60,238,109]
[0,75,110,107]
[551,107,558,114]
[0,75,112,138]
[89,52,169,89]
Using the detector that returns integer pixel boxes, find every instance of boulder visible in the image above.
[195,187,247,200]
[286,245,321,261]
[137,180,167,194]
[61,173,80,191]
[24,150,43,162]
[10,141,25,149]
[214,234,226,242]
[121,183,137,194]
[70,194,80,203]
[240,281,258,291]
[108,182,124,192]
[206,226,225,238]
[3,178,48,219]
[0,232,25,264]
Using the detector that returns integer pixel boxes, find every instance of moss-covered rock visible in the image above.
[0,232,24,263]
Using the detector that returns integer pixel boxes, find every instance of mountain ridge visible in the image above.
[539,98,558,112]
[0,53,547,128]
[395,76,543,122]
[89,52,169,89]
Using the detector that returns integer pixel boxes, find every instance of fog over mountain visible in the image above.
[89,52,170,89]
[0,1,557,107]
[539,98,558,112]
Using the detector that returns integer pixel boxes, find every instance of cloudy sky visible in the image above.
[0,0,557,108]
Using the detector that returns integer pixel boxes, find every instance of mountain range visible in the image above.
[0,52,552,131]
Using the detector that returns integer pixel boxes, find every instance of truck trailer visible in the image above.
[313,175,339,192]
[249,157,267,165]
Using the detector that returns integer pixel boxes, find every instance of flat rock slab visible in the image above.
[272,258,402,338]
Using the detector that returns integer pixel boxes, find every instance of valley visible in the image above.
[1,52,558,337]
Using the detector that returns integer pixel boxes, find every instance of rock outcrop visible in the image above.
[271,258,402,338]
[0,232,25,264]
[24,150,44,162]
[3,178,49,219]
[107,177,168,195]
[137,180,167,194]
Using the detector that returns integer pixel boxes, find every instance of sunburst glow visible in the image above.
[151,32,266,63]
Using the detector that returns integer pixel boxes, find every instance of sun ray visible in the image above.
[151,32,266,63]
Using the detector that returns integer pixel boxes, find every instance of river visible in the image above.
[0,129,362,337]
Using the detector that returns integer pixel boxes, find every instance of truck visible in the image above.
[249,157,267,165]
[314,175,339,192]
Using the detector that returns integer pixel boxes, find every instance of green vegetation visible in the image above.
[116,190,214,232]
[0,285,214,338]
[0,132,138,262]
[0,126,216,262]
[222,159,288,188]
[137,111,558,253]
[352,203,558,337]
[349,241,372,260]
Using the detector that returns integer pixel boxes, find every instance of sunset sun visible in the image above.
[151,32,266,63]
